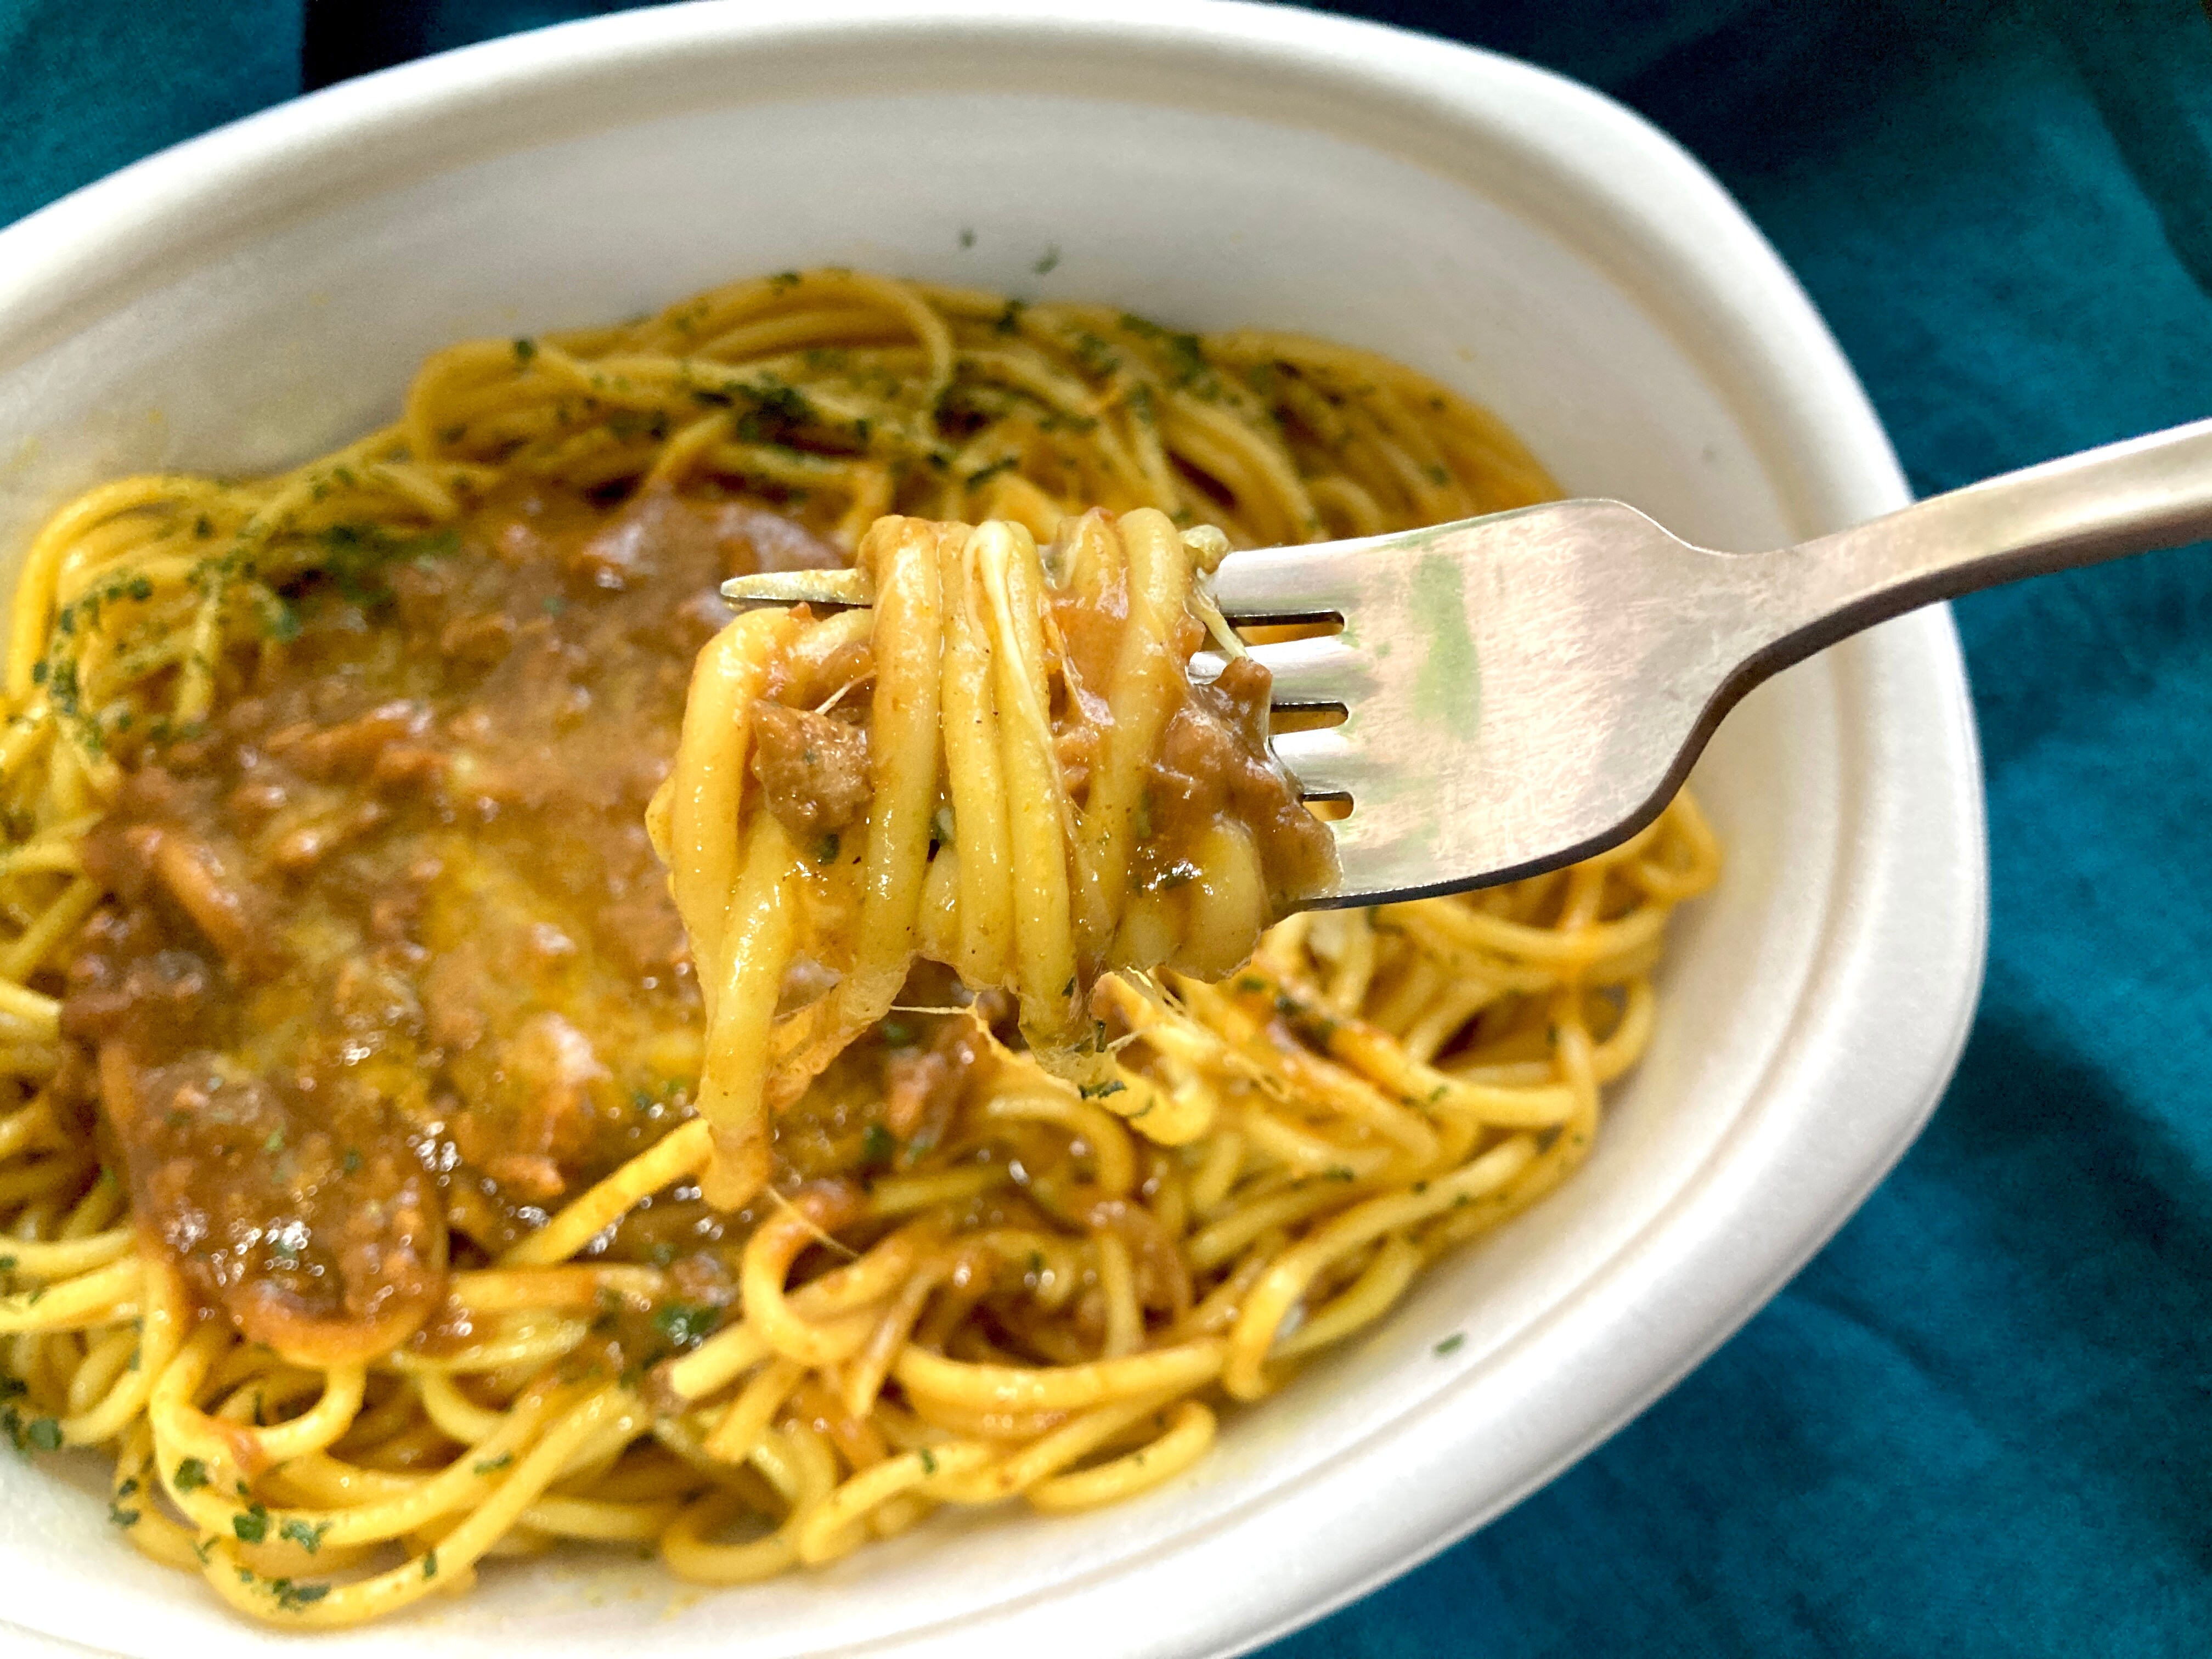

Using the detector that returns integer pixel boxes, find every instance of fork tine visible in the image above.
[1267,727,1373,798]
[1245,636,1369,708]
[1209,539,1374,623]
[1192,637,1369,708]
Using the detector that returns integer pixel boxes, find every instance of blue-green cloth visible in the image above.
[5,2,2210,1651]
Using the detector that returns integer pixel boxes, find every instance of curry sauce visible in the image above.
[55,485,837,1364]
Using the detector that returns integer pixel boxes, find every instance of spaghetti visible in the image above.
[658,506,1337,1212]
[0,269,1716,1625]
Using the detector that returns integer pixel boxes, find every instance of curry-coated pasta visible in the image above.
[0,268,1714,1626]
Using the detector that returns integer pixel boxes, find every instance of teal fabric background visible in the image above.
[5,1,2209,1651]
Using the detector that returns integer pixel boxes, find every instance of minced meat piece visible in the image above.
[749,702,872,837]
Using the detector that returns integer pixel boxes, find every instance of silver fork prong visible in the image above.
[1243,635,1368,708]
[1267,727,1373,798]
[1209,539,1379,623]
[1190,637,1366,707]
[1319,805,1393,895]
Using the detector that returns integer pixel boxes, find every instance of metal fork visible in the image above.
[1217,417,2212,905]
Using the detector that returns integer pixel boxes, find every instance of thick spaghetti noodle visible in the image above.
[0,269,1716,1625]
[658,506,1338,1212]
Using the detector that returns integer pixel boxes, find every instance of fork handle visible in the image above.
[1743,416,2212,672]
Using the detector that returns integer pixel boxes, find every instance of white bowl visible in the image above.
[0,3,1987,1654]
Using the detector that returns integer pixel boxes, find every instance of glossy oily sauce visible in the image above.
[50,487,1321,1371]
[56,486,837,1364]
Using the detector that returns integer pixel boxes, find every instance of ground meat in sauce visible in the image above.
[748,701,872,839]
[1045,565,1332,917]
[1146,654,1339,908]
[881,1006,992,1144]
[55,483,840,1365]
[52,489,1322,1370]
